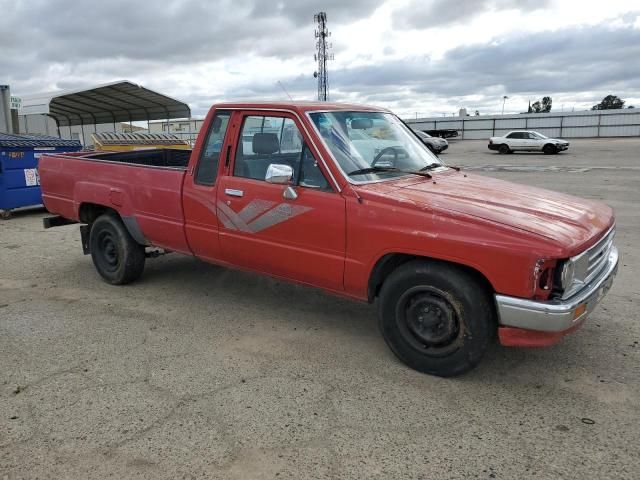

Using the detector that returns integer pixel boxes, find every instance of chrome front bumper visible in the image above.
[495,247,618,332]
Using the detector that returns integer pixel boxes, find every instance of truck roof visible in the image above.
[210,101,390,114]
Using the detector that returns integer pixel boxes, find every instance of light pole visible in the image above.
[501,95,508,115]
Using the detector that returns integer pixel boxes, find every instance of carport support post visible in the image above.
[80,119,86,146]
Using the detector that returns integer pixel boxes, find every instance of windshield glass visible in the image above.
[531,131,548,139]
[309,111,441,182]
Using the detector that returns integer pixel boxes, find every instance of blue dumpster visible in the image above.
[0,134,82,219]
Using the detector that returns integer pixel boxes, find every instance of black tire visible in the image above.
[378,260,495,377]
[89,213,145,285]
[543,144,557,155]
[498,144,510,154]
[427,144,436,154]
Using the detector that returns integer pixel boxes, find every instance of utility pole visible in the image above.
[313,12,333,101]
[0,85,12,133]
[501,95,509,115]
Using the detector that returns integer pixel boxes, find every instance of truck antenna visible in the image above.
[277,81,293,101]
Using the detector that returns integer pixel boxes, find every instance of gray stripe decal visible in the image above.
[217,198,313,234]
[217,201,252,232]
[238,199,276,223]
[217,208,237,231]
[247,204,312,233]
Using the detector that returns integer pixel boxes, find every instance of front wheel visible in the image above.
[543,144,557,155]
[498,144,510,154]
[89,213,145,285]
[378,260,495,377]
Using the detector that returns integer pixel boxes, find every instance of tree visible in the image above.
[530,96,552,113]
[592,95,625,110]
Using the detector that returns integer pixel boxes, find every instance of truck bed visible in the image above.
[39,149,192,254]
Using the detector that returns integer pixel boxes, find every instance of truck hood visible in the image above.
[369,171,613,253]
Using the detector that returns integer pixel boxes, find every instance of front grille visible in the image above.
[584,228,615,284]
[560,226,615,300]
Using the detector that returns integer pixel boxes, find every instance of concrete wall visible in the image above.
[406,108,640,139]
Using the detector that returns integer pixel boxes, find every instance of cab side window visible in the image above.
[194,111,231,185]
[299,144,331,191]
[234,115,332,191]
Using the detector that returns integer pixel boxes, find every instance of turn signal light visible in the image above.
[573,303,587,320]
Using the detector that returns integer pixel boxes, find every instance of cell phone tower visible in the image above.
[313,12,333,101]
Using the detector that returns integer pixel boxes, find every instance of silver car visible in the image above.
[415,130,449,154]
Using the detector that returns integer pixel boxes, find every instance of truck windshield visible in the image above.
[309,111,441,182]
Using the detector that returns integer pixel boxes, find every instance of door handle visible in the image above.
[225,188,244,197]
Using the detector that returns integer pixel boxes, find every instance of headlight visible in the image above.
[559,259,575,290]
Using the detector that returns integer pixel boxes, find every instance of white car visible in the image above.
[415,130,449,154]
[488,130,569,155]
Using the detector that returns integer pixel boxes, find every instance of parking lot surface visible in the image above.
[1,138,639,479]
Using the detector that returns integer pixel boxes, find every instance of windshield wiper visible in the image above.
[419,162,442,172]
[348,166,432,179]
[420,163,462,172]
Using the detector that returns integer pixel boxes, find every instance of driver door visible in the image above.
[217,112,346,291]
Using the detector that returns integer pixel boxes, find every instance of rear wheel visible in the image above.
[499,144,510,154]
[543,144,557,155]
[89,213,145,285]
[378,260,495,377]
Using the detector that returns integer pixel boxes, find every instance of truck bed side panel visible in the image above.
[40,154,191,254]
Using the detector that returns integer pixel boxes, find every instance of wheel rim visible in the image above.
[96,230,120,273]
[395,286,464,356]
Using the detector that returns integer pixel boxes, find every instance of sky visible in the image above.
[2,0,640,119]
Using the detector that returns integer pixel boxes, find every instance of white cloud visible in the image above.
[1,0,638,117]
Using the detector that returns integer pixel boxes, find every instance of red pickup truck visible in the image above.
[40,101,618,376]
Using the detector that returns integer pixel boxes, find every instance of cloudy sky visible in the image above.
[2,0,640,118]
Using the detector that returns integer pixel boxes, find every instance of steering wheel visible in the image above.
[372,146,399,167]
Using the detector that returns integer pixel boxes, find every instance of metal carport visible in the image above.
[18,80,191,139]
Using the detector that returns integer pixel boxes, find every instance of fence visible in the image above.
[405,108,640,139]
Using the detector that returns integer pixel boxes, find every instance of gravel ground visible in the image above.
[1,138,639,479]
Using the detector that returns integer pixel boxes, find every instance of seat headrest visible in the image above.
[252,133,280,155]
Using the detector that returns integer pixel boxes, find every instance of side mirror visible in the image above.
[265,164,293,185]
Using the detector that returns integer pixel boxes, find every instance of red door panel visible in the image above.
[217,176,346,291]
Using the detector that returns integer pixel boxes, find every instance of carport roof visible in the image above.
[18,80,191,127]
